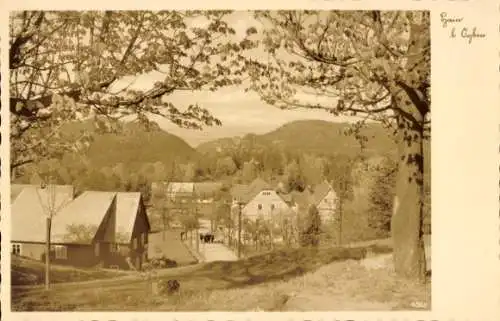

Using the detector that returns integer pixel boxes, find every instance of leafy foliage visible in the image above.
[10,10,256,171]
[246,11,430,131]
[244,10,430,279]
[300,205,321,247]
[367,157,398,236]
[62,224,99,243]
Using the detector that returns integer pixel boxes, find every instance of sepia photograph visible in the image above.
[8,10,431,312]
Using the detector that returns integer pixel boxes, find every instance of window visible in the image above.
[12,243,21,256]
[258,204,262,210]
[262,191,271,196]
[54,245,68,260]
[110,243,119,253]
[270,204,275,210]
[94,243,100,257]
[132,238,137,249]
[142,233,147,245]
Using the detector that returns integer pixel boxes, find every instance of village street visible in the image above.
[194,219,238,262]
[199,242,238,262]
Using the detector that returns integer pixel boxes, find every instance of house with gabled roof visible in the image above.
[230,178,294,222]
[311,180,338,222]
[11,187,150,270]
[166,182,195,200]
[152,181,223,204]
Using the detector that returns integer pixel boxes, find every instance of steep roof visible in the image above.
[11,185,76,243]
[230,178,272,204]
[115,192,145,243]
[243,178,272,202]
[51,191,116,244]
[230,184,250,202]
[12,188,148,245]
[311,181,334,205]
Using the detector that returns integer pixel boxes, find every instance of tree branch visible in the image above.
[396,80,429,117]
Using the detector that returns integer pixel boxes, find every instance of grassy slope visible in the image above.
[11,242,429,312]
[11,256,128,287]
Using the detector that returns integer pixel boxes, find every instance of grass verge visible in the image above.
[12,243,429,311]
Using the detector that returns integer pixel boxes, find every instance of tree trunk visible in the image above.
[45,217,52,290]
[196,228,199,252]
[390,13,429,282]
[391,114,426,281]
[162,212,166,241]
[337,201,343,246]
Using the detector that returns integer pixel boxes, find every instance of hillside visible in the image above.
[197,120,398,157]
[11,241,430,311]
[11,256,127,286]
[61,120,198,170]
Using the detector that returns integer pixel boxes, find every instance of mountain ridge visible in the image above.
[196,119,399,158]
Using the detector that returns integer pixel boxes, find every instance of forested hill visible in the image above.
[197,120,398,158]
[61,120,198,170]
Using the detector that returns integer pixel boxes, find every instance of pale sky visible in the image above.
[148,86,358,147]
[113,11,360,147]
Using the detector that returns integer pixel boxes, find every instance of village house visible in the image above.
[151,181,223,204]
[310,180,338,223]
[230,178,295,222]
[150,180,223,221]
[11,186,150,270]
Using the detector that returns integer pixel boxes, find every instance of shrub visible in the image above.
[148,256,177,269]
[300,205,321,247]
[158,279,180,295]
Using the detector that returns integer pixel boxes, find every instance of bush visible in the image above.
[148,256,177,269]
[300,205,321,247]
[158,279,180,295]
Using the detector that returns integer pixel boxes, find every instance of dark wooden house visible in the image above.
[11,187,150,270]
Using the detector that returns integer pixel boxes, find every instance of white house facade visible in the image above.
[242,190,291,221]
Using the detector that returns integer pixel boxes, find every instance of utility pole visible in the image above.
[161,181,169,242]
[338,180,345,246]
[270,207,275,250]
[37,178,55,291]
[44,212,51,290]
[195,201,200,252]
[237,202,242,259]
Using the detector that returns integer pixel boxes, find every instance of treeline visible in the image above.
[14,131,430,241]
